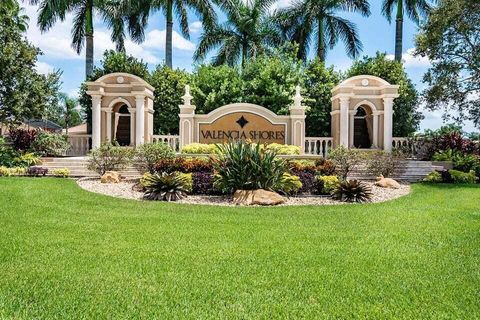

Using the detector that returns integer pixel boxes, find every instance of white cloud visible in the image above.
[387,48,431,68]
[143,29,195,51]
[35,61,55,74]
[270,0,294,11]
[23,3,194,65]
[189,21,203,34]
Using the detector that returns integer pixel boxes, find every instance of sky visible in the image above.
[23,0,476,133]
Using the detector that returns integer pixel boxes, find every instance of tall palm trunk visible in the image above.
[85,0,94,78]
[165,0,173,68]
[317,17,325,62]
[394,0,403,62]
[241,41,248,68]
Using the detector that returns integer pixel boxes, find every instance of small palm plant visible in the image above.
[332,180,372,203]
[143,172,190,201]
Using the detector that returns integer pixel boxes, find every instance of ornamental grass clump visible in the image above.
[143,172,191,201]
[212,141,287,194]
[332,180,372,203]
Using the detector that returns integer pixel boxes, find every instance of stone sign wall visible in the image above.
[178,86,306,152]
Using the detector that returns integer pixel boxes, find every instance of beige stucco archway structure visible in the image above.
[86,73,155,148]
[330,75,399,151]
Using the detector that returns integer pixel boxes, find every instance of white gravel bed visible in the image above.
[77,178,411,206]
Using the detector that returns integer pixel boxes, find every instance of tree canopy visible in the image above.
[0,0,61,127]
[415,0,480,129]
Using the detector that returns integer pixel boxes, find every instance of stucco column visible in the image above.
[135,96,145,145]
[128,108,136,146]
[339,97,350,147]
[102,108,113,142]
[372,111,381,148]
[383,97,394,151]
[349,110,355,148]
[91,95,102,149]
[179,85,196,149]
[289,86,306,153]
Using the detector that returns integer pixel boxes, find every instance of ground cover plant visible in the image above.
[0,178,479,318]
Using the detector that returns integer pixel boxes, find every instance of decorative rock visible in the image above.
[233,189,286,206]
[101,171,121,184]
[375,175,401,189]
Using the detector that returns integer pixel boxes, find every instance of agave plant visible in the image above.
[332,180,372,203]
[212,141,286,194]
[143,172,190,201]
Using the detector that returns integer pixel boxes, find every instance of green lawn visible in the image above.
[0,178,479,319]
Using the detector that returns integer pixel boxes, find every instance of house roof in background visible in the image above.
[25,119,63,131]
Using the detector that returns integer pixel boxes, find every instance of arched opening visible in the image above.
[115,104,131,146]
[353,106,371,148]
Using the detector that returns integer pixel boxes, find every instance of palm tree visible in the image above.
[277,0,370,62]
[194,0,282,67]
[382,0,432,62]
[133,0,215,68]
[29,0,145,78]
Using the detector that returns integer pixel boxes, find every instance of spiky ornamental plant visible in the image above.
[143,172,190,201]
[332,180,372,203]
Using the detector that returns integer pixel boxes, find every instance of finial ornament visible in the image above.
[182,85,193,106]
[293,85,303,108]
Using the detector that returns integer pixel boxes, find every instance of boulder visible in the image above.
[375,175,401,189]
[233,189,286,206]
[101,171,121,183]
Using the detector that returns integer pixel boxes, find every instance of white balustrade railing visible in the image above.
[152,135,180,152]
[67,134,91,156]
[304,137,333,158]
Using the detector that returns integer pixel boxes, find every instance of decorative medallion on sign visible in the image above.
[236,116,249,128]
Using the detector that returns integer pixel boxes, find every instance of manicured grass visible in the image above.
[0,178,479,319]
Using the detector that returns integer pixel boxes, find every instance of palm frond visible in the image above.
[381,0,395,22]
[71,4,86,54]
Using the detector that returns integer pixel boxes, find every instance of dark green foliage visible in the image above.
[0,138,18,167]
[192,64,244,114]
[31,131,70,157]
[0,1,61,126]
[332,179,372,203]
[347,53,423,137]
[415,0,480,129]
[213,141,286,194]
[150,66,190,134]
[448,170,478,184]
[242,46,304,115]
[87,142,135,175]
[134,142,176,174]
[304,59,341,136]
[26,166,48,176]
[143,172,190,201]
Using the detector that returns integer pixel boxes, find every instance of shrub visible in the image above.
[192,172,215,195]
[0,138,19,167]
[139,172,153,190]
[31,131,70,157]
[52,168,70,178]
[135,142,175,174]
[181,143,218,154]
[315,158,337,176]
[332,180,372,203]
[8,129,37,152]
[213,141,286,194]
[317,175,339,194]
[0,166,27,176]
[432,149,455,161]
[143,172,190,201]
[366,150,406,178]
[275,173,302,195]
[13,153,41,167]
[448,170,478,184]
[177,172,193,193]
[329,146,364,180]
[27,166,48,177]
[265,144,300,155]
[87,142,135,175]
[289,169,318,194]
[423,171,442,183]
[155,157,213,174]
